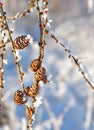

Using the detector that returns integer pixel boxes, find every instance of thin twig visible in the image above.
[35,0,44,61]
[0,3,7,109]
[0,41,5,109]
[25,1,48,129]
[35,0,47,61]
[7,0,35,21]
[0,42,8,49]
[0,3,25,92]
[50,33,94,89]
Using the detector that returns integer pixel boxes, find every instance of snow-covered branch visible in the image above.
[49,31,94,89]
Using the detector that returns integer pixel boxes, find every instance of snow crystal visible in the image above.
[47,19,53,29]
[15,12,20,18]
[20,66,23,72]
[23,93,28,102]
[42,13,47,19]
[30,8,34,12]
[1,68,4,73]
[39,74,53,87]
[48,19,53,23]
[11,28,14,32]
[3,59,8,65]
[29,127,33,130]
[32,114,35,124]
[44,8,48,12]
[3,80,6,84]
[38,0,43,11]
[25,97,32,107]
[39,80,44,87]
[12,20,15,23]
[78,60,94,87]
[27,34,34,44]
[15,50,22,61]
[47,75,53,82]
[43,2,46,5]
[21,82,24,86]
[34,96,43,109]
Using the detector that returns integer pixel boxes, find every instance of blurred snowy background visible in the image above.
[0,0,94,130]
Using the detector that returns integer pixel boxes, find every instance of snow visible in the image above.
[3,59,8,65]
[26,34,34,44]
[15,50,22,62]
[34,96,43,109]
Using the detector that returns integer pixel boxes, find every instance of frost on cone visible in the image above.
[13,35,30,49]
[14,90,26,105]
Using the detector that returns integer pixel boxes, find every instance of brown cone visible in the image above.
[14,35,29,49]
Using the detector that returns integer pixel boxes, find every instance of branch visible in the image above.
[49,31,94,89]
[0,2,25,91]
[35,0,48,61]
[7,0,35,21]
[0,41,5,109]
[24,1,50,129]
[0,3,7,108]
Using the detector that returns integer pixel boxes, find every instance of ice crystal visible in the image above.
[3,59,8,65]
[15,50,22,62]
[27,34,34,44]
[34,96,43,109]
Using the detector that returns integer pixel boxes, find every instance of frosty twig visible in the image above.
[0,40,5,108]
[35,0,48,61]
[50,33,94,89]
[0,2,25,92]
[35,0,45,61]
[24,1,49,129]
[7,0,35,21]
[0,3,7,108]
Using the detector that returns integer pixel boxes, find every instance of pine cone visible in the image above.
[24,84,39,98]
[34,67,46,82]
[14,90,26,105]
[30,58,41,72]
[13,35,30,49]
